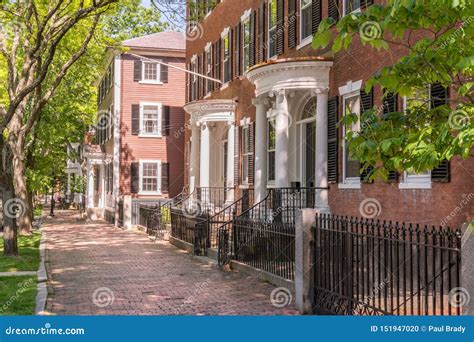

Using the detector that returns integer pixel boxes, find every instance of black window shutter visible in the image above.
[430,83,449,108]
[134,60,142,82]
[257,2,266,63]
[248,122,255,185]
[312,0,322,35]
[388,171,399,182]
[131,162,139,194]
[276,0,284,55]
[229,29,234,81]
[216,39,221,83]
[360,88,374,112]
[160,63,169,83]
[288,0,297,49]
[432,159,450,183]
[197,54,202,98]
[360,164,374,183]
[327,97,339,183]
[328,0,339,23]
[131,104,140,135]
[360,88,374,182]
[162,105,170,136]
[161,163,170,193]
[234,125,240,185]
[235,22,242,77]
[249,10,256,67]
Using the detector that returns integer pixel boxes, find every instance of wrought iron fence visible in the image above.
[217,187,326,280]
[196,187,232,214]
[312,214,462,316]
[137,204,167,240]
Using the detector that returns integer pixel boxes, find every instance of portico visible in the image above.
[246,58,333,211]
[184,99,236,209]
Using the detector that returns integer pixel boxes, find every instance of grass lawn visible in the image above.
[0,231,41,272]
[0,276,37,315]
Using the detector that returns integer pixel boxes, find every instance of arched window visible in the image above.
[301,97,317,120]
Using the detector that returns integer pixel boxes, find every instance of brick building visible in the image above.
[182,0,473,228]
[84,31,186,225]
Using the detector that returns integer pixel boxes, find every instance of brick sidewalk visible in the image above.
[44,211,298,315]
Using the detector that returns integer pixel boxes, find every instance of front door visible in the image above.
[223,141,228,187]
[305,122,316,187]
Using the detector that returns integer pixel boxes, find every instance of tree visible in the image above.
[313,0,473,179]
[0,0,120,240]
[103,0,167,40]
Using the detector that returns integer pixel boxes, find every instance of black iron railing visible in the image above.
[196,187,232,214]
[137,204,166,239]
[117,200,124,227]
[217,187,327,280]
[194,189,254,256]
[312,214,462,316]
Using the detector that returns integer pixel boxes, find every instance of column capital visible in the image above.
[311,87,329,96]
[252,95,271,107]
[226,120,235,127]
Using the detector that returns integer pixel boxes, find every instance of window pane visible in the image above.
[268,122,276,150]
[269,0,277,28]
[344,95,361,179]
[142,163,158,192]
[144,62,158,81]
[345,0,361,13]
[301,0,312,40]
[268,151,275,181]
[142,105,159,134]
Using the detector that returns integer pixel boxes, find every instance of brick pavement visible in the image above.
[44,211,298,315]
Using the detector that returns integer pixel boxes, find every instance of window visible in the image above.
[243,18,251,71]
[242,126,251,184]
[142,61,161,83]
[399,86,432,189]
[140,102,162,137]
[268,120,276,182]
[300,0,312,42]
[344,0,361,15]
[223,32,231,83]
[342,93,361,185]
[191,60,198,101]
[139,160,161,194]
[205,47,212,94]
[268,0,277,58]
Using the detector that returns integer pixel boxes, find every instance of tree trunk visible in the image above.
[14,166,33,236]
[2,187,18,256]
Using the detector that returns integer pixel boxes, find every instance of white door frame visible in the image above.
[296,117,316,187]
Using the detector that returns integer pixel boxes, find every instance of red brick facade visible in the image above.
[185,0,473,228]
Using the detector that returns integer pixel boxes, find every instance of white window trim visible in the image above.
[139,159,162,196]
[241,124,251,186]
[399,93,432,190]
[339,90,362,189]
[139,60,163,85]
[298,0,313,49]
[342,0,362,17]
[241,9,252,22]
[139,101,162,138]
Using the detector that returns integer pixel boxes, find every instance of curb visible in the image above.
[35,228,48,315]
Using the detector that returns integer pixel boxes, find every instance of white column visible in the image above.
[67,173,71,195]
[226,122,235,203]
[99,164,105,209]
[189,124,201,194]
[113,54,122,227]
[274,90,290,188]
[315,89,330,211]
[86,161,95,209]
[253,96,269,203]
[199,122,210,188]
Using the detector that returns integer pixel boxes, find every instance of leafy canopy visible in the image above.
[313,0,473,178]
